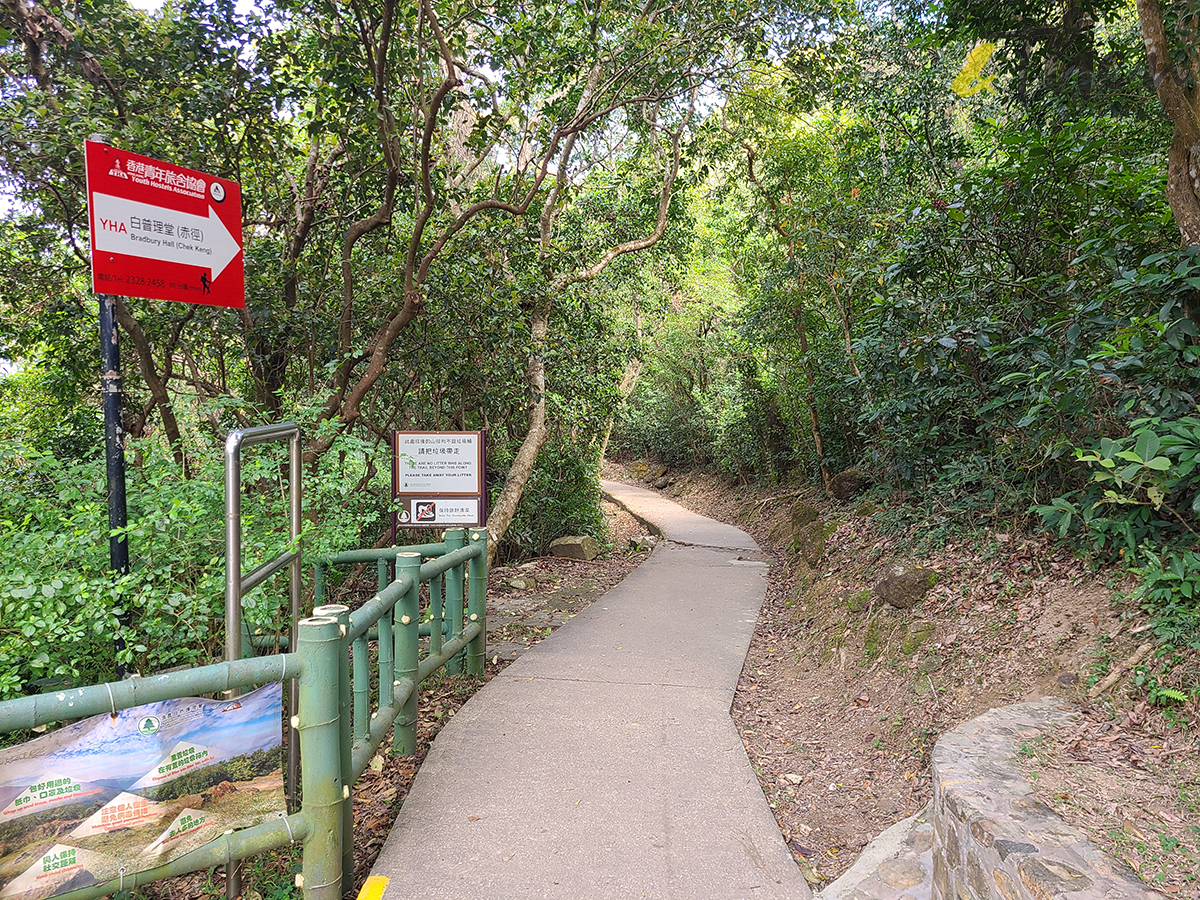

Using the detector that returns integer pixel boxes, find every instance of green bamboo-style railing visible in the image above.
[0,527,487,900]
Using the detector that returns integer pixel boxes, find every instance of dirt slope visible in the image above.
[608,462,1199,895]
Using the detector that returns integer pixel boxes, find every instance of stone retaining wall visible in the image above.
[930,698,1165,900]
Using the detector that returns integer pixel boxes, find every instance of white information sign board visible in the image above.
[397,499,480,526]
[392,431,485,529]
[394,432,482,494]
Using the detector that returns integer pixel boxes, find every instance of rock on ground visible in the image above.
[873,564,937,609]
[828,469,867,501]
[549,535,600,560]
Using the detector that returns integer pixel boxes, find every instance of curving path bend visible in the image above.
[367,479,811,899]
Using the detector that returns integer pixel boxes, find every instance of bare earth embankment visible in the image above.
[606,461,1199,896]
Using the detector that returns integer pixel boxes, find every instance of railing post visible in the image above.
[378,576,395,716]
[297,615,343,900]
[428,571,444,659]
[394,551,422,756]
[313,562,325,606]
[443,528,466,674]
[352,634,369,742]
[467,527,488,676]
[376,557,389,593]
[312,603,353,899]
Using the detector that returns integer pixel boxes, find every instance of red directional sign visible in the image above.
[85,141,244,309]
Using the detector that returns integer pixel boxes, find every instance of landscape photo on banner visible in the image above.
[0,684,284,900]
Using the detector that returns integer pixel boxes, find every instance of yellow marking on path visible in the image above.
[357,875,389,900]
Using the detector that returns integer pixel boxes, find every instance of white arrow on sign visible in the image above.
[91,193,241,280]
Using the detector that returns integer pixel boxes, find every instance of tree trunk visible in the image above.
[484,301,551,566]
[1138,0,1200,325]
[241,139,339,417]
[113,300,189,475]
[830,281,861,380]
[738,134,834,489]
[794,300,832,493]
[599,302,646,459]
[482,104,691,560]
[830,279,884,439]
[301,9,560,466]
[598,356,643,459]
[1138,1,1200,237]
[1165,129,1200,248]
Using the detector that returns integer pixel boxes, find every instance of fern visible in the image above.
[1150,687,1189,706]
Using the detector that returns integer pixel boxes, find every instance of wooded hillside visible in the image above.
[0,0,1196,708]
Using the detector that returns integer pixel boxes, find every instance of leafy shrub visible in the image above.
[1,442,135,697]
[0,356,101,460]
[1130,548,1200,652]
[491,432,606,562]
[610,368,717,468]
[0,429,392,700]
[1035,416,1200,658]
[1035,416,1200,553]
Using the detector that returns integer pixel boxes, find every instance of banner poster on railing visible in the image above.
[0,683,284,899]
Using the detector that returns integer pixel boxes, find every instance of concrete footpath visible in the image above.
[367,479,812,900]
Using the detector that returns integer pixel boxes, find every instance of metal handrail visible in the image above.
[222,423,303,900]
[224,422,303,667]
[224,422,303,819]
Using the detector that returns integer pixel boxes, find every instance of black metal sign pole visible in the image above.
[99,292,129,574]
[90,134,132,677]
[99,292,132,675]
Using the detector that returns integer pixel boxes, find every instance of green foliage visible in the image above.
[0,0,759,607]
[0,430,389,700]
[608,5,1200,675]
[1033,412,1200,578]
[612,379,709,468]
[493,434,606,563]
[0,0,1195,715]
[627,71,1182,504]
[857,115,1172,497]
[1,442,130,697]
[938,0,1140,111]
[0,358,101,459]
[1129,548,1200,651]
[1146,683,1190,707]
[609,227,741,469]
[1076,417,1200,526]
